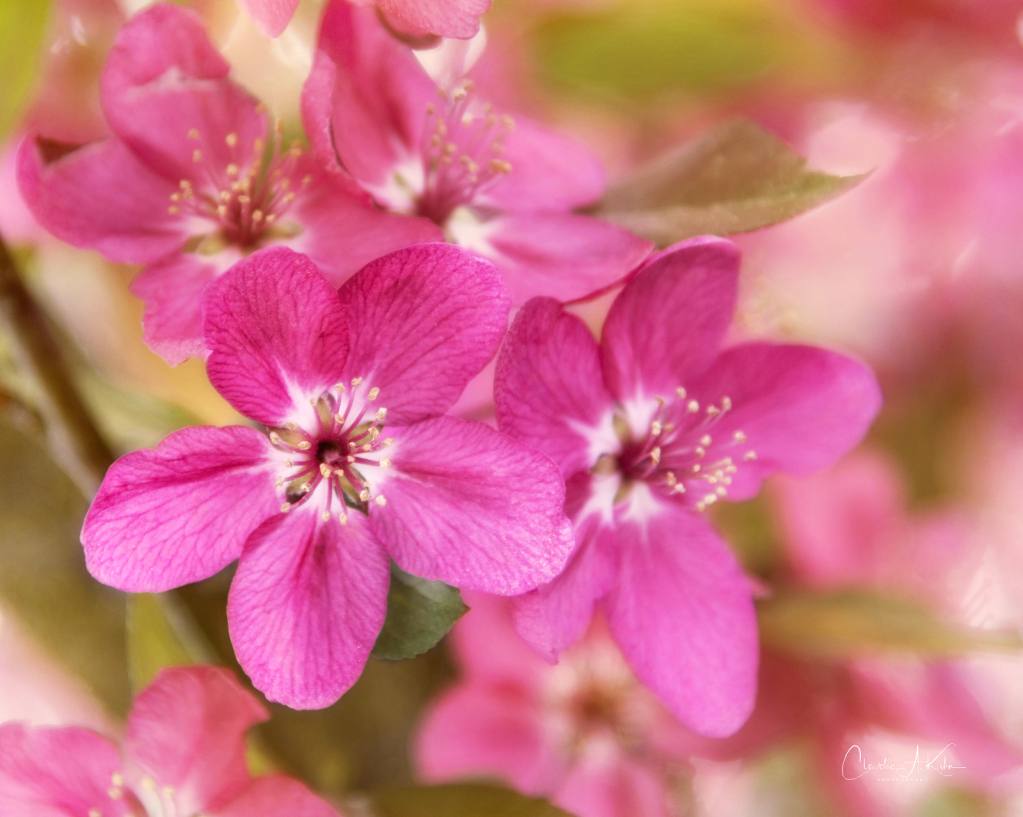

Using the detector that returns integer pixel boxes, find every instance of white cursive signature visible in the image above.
[842,743,966,780]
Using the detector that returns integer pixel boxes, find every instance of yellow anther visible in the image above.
[368,387,380,400]
[170,192,181,202]
[108,788,123,800]
[319,463,332,478]
[351,376,363,386]
[297,441,311,450]
[445,142,458,155]
[695,446,706,458]
[672,483,686,494]
[237,194,251,204]
[162,786,175,799]
[226,163,239,176]
[302,175,312,186]
[192,149,203,162]
[716,487,727,497]
[426,103,436,115]
[226,132,238,147]
[383,438,395,446]
[379,459,391,468]
[707,405,721,417]
[347,455,355,463]
[168,206,179,215]
[322,511,330,521]
[489,158,512,174]
[252,210,264,222]
[281,502,292,513]
[687,400,700,413]
[112,774,124,787]
[500,114,515,128]
[256,101,269,113]
[339,512,348,525]
[676,386,687,399]
[216,205,228,217]
[744,451,758,461]
[375,407,387,421]
[270,432,282,445]
[700,434,712,446]
[265,214,276,223]
[721,396,732,410]
[651,421,662,436]
[188,128,200,140]
[89,810,101,817]
[666,471,676,485]
[734,430,746,442]
[359,489,370,502]
[375,495,387,506]
[650,447,661,465]
[462,113,474,125]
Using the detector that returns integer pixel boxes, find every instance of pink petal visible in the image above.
[370,415,575,595]
[82,425,278,592]
[337,244,509,425]
[479,118,607,213]
[602,504,758,737]
[476,212,653,305]
[286,163,443,288]
[202,247,350,428]
[130,255,220,366]
[310,1,434,194]
[512,508,619,661]
[686,342,882,501]
[228,508,390,709]
[17,136,186,264]
[377,0,491,39]
[600,237,740,402]
[495,297,614,476]
[125,667,267,815]
[554,756,670,817]
[413,686,562,795]
[100,3,266,183]
[236,0,301,38]
[449,592,548,689]
[0,724,128,817]
[214,775,340,817]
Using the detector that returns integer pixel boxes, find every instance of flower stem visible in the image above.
[0,233,113,495]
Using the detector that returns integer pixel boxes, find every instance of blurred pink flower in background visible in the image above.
[495,236,881,737]
[416,593,700,817]
[17,2,438,365]
[303,0,652,305]
[0,666,339,817]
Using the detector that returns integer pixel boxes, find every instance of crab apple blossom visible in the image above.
[415,593,703,817]
[80,244,574,709]
[17,2,439,366]
[302,0,652,305]
[494,236,882,737]
[0,665,339,817]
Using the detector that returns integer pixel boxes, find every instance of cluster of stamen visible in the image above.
[167,108,310,250]
[609,388,757,512]
[91,772,195,817]
[268,379,391,523]
[417,81,514,224]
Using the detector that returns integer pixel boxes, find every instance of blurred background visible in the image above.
[2,0,1023,814]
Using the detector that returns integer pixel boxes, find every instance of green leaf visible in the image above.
[0,0,50,140]
[371,562,468,661]
[758,589,1023,659]
[126,592,218,692]
[361,783,574,817]
[595,118,864,247]
[916,788,995,817]
[0,419,131,714]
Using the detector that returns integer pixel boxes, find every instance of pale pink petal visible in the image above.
[125,667,267,814]
[237,0,301,38]
[602,504,758,737]
[600,237,740,402]
[100,3,266,183]
[82,426,278,592]
[17,136,186,264]
[450,592,548,689]
[300,51,344,182]
[686,342,882,501]
[130,255,220,366]
[512,507,619,661]
[370,415,574,595]
[413,686,562,795]
[478,118,607,212]
[474,212,652,305]
[0,724,128,817]
[202,247,350,427]
[311,1,434,194]
[377,0,491,39]
[214,775,340,817]
[286,163,443,288]
[495,298,614,476]
[228,508,390,709]
[337,244,509,425]
[555,756,670,817]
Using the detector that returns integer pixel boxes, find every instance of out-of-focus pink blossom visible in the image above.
[17,3,439,365]
[0,665,339,817]
[494,236,881,737]
[415,593,700,817]
[695,452,1022,815]
[302,0,652,305]
[81,244,574,709]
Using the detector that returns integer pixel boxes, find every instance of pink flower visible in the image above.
[414,593,700,817]
[697,452,1022,816]
[239,0,491,40]
[81,243,575,709]
[494,236,882,737]
[302,1,652,305]
[17,2,439,365]
[0,665,339,817]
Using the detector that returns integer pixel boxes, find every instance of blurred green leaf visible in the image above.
[0,419,131,714]
[595,119,863,248]
[359,784,573,817]
[0,0,50,140]
[749,746,833,817]
[916,788,997,817]
[126,592,218,692]
[759,589,1022,659]
[372,562,468,661]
